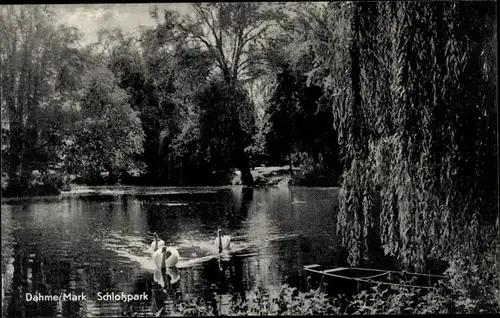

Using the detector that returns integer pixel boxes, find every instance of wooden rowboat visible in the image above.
[303,264,445,294]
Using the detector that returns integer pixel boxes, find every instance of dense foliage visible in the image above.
[298,2,497,271]
[65,66,145,184]
[265,63,340,184]
[0,3,343,190]
[0,6,84,195]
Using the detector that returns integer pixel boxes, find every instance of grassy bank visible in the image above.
[0,165,337,198]
[251,165,339,188]
[251,166,294,187]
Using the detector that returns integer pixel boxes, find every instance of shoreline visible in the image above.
[1,184,340,203]
[1,166,340,201]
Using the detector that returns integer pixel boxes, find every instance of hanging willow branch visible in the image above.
[324,1,497,271]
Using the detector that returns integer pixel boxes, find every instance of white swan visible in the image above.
[214,227,231,253]
[150,232,165,256]
[153,246,180,269]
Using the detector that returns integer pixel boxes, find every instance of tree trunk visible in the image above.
[239,161,254,186]
[7,119,23,184]
[237,137,254,186]
[233,117,254,186]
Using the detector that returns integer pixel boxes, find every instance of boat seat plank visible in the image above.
[304,268,347,279]
[303,264,445,291]
[323,268,347,273]
[364,272,390,280]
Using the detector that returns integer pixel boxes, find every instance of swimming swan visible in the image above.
[214,227,231,253]
[153,246,180,268]
[150,232,165,255]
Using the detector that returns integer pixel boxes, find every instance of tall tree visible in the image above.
[170,3,285,85]
[194,79,255,184]
[64,66,145,184]
[266,64,298,170]
[149,3,287,185]
[0,5,85,192]
[264,2,342,180]
[98,25,216,184]
[306,2,497,270]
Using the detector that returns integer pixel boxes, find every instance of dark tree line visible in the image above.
[1,3,344,192]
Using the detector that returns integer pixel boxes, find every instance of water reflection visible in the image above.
[153,266,181,288]
[1,186,339,317]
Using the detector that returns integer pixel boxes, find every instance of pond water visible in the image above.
[1,186,340,317]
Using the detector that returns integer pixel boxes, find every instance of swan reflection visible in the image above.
[153,266,180,289]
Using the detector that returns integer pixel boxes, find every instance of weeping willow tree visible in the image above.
[311,2,497,271]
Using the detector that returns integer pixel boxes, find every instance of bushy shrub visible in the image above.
[152,286,341,317]
[2,169,67,197]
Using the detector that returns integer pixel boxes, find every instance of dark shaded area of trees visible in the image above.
[265,63,340,184]
[1,3,344,192]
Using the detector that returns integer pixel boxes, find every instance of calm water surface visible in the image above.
[1,186,340,317]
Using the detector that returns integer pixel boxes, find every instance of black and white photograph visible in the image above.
[1,1,498,316]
